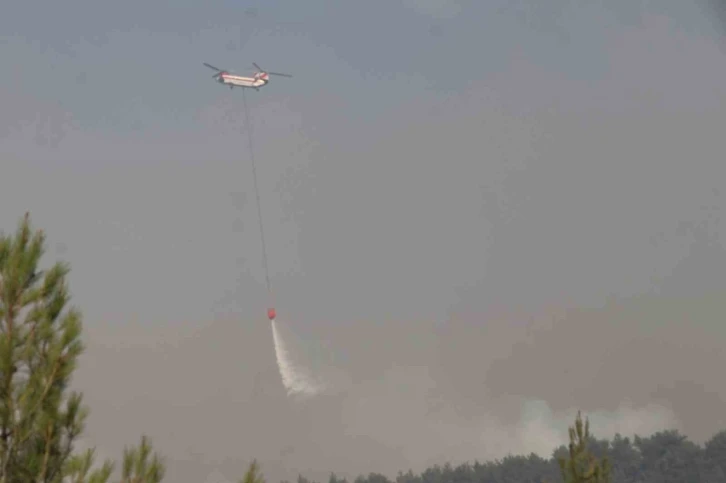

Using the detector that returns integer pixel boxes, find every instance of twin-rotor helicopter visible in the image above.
[203,62,292,91]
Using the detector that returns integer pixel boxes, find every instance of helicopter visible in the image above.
[203,62,292,91]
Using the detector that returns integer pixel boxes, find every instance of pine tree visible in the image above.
[240,459,265,483]
[64,447,114,483]
[119,435,165,483]
[557,411,611,483]
[0,213,165,482]
[0,212,86,482]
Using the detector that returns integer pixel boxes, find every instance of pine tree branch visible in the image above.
[38,421,54,482]
[12,356,62,457]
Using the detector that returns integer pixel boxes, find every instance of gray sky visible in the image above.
[2,1,726,482]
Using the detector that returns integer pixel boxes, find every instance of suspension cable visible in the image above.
[242,88,273,309]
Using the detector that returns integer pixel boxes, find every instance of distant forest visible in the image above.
[291,424,726,483]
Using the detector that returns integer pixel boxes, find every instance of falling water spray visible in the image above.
[270,319,325,399]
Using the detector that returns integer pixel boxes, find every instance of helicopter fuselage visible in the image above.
[218,73,269,89]
[203,63,290,90]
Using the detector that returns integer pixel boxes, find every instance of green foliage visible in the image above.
[703,431,726,480]
[0,213,86,482]
[120,435,165,483]
[64,448,114,483]
[333,416,726,483]
[241,459,265,483]
[557,411,611,483]
[0,213,165,482]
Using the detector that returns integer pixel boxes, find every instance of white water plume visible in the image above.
[270,319,325,399]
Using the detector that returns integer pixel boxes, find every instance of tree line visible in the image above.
[322,423,726,483]
[0,212,723,482]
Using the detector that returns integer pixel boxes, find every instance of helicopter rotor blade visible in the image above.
[203,62,222,72]
[253,62,263,71]
[268,72,292,78]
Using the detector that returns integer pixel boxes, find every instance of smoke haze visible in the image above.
[1,1,725,482]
